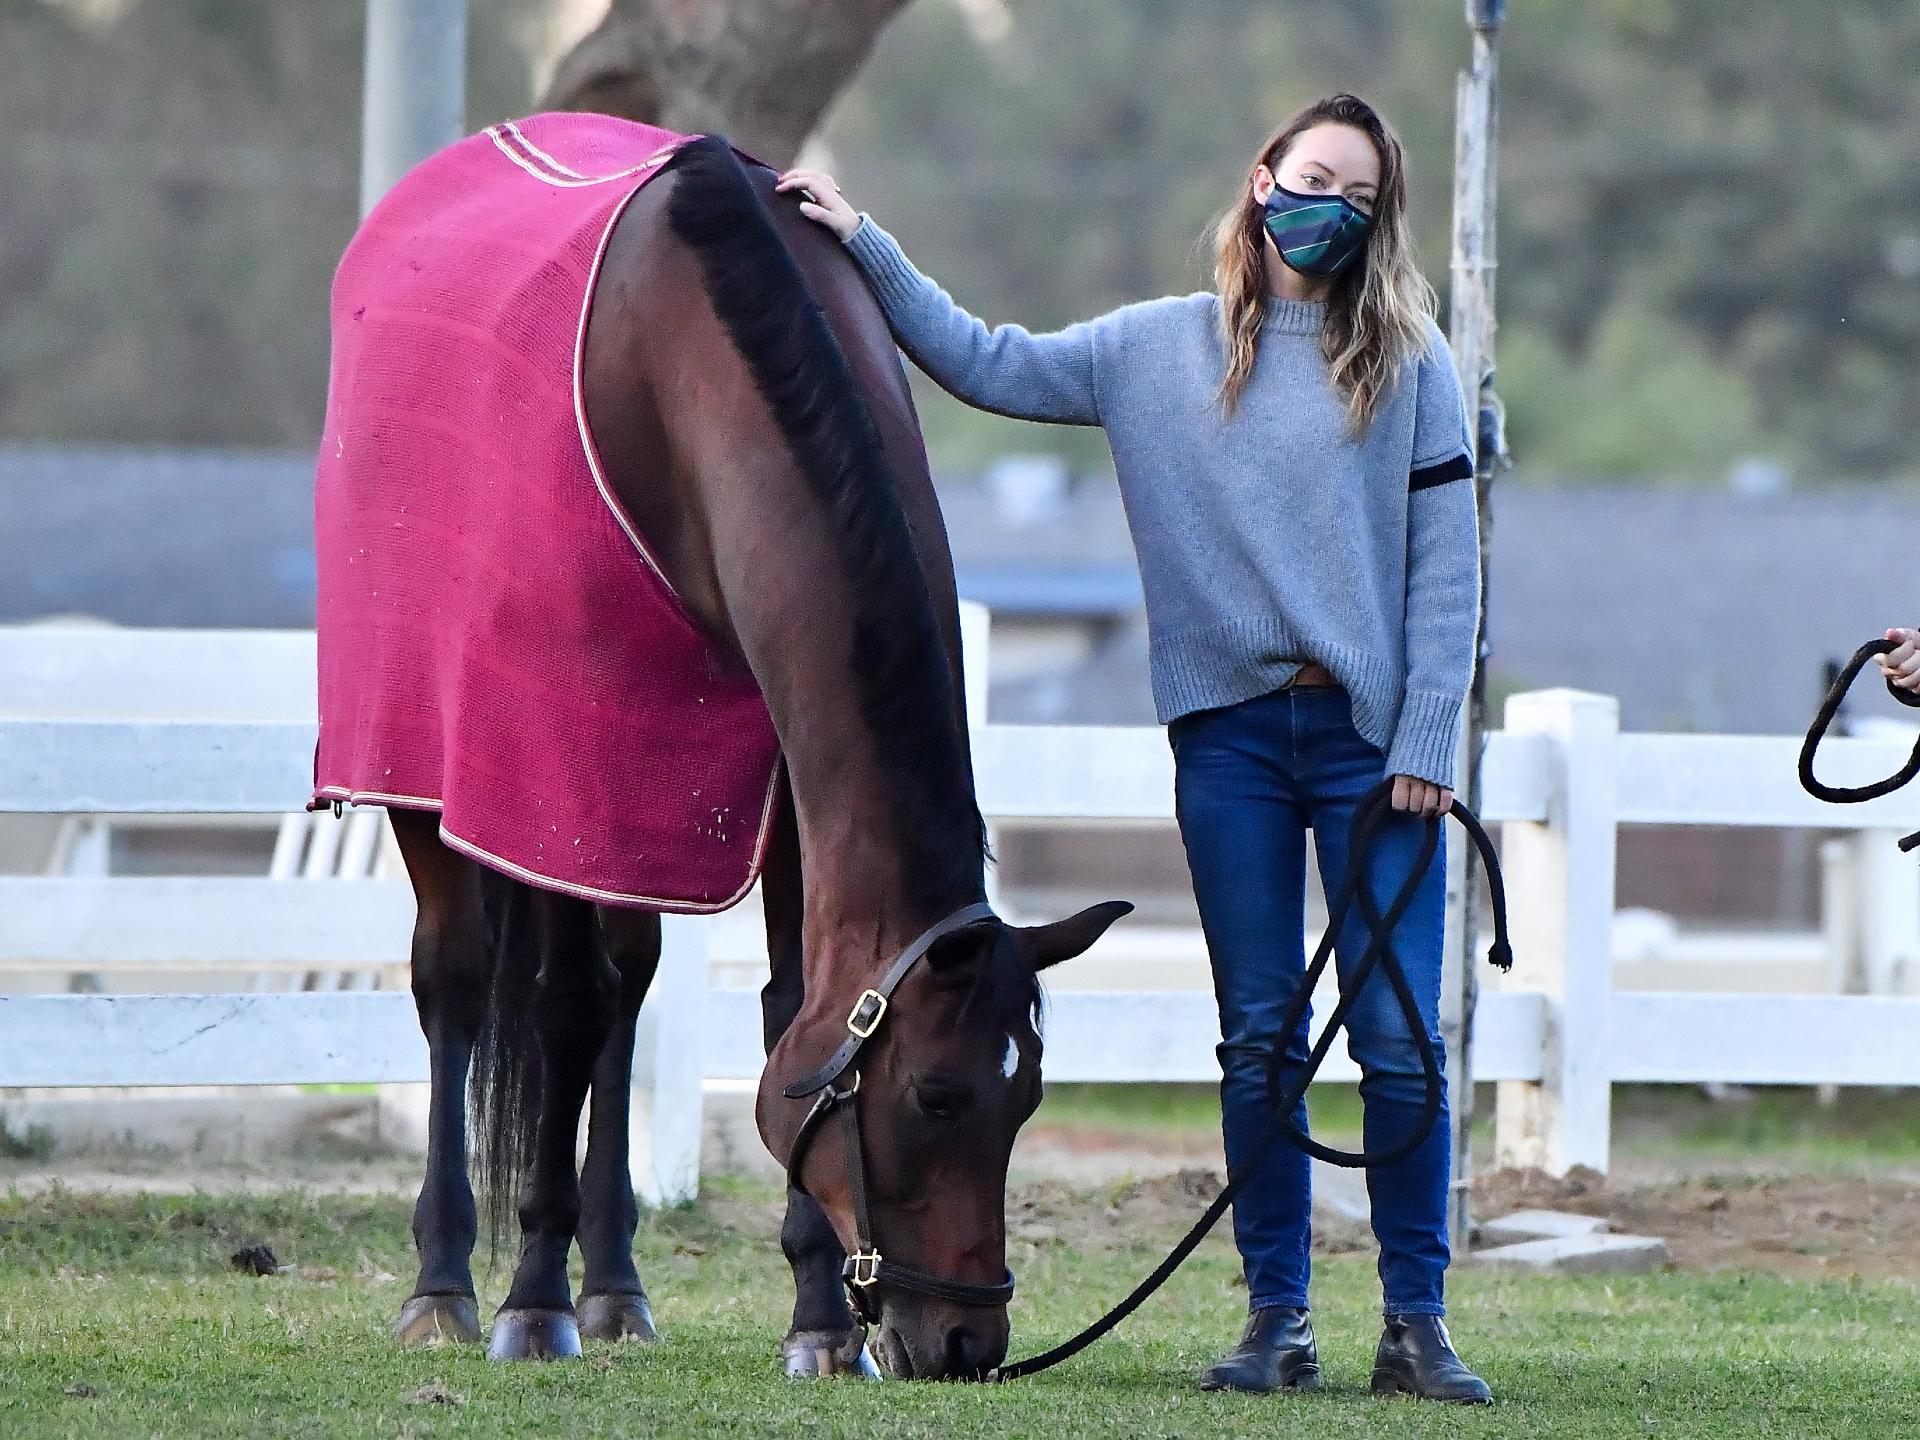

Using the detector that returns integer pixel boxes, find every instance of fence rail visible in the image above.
[6,626,1920,1200]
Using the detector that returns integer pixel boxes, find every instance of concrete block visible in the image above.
[1479,1208,1610,1245]
[1311,1160,1372,1223]
[1471,1232,1670,1275]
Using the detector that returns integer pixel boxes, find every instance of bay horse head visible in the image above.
[758,899,1129,1379]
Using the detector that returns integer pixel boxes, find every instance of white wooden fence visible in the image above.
[8,627,1920,1200]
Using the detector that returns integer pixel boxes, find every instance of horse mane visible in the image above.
[664,134,986,914]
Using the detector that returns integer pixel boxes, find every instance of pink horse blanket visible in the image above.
[313,114,781,912]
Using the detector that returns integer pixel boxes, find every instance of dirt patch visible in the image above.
[0,1156,421,1198]
[1474,1167,1920,1281]
[929,1160,1920,1281]
[997,1167,1372,1257]
[18,1143,1920,1281]
[691,1168,1366,1261]
[1004,1170,1227,1250]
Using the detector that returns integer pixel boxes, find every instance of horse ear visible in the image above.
[1015,900,1133,972]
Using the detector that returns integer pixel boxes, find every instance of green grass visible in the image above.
[1039,1081,1920,1172]
[1035,1082,1364,1144]
[1608,1085,1920,1170]
[4,1183,1919,1439]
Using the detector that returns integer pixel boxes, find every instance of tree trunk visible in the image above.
[542,0,916,169]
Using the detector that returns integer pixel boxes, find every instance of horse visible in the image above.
[314,121,1128,1381]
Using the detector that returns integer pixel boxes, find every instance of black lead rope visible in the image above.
[993,778,1513,1382]
[1799,638,1920,853]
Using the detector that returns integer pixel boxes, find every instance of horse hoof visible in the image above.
[392,1293,482,1348]
[488,1308,583,1361]
[578,1291,658,1343]
[782,1328,880,1379]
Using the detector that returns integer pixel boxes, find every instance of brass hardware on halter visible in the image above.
[846,1250,883,1287]
[846,989,888,1038]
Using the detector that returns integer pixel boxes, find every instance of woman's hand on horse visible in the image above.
[1881,628,1920,692]
[776,168,862,242]
[1391,774,1452,819]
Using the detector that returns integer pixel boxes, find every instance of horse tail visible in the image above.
[470,867,540,1258]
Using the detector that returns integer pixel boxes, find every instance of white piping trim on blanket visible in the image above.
[502,119,589,178]
[311,783,778,914]
[485,122,679,190]
[313,783,442,809]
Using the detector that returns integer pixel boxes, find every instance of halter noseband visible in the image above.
[780,899,1017,1324]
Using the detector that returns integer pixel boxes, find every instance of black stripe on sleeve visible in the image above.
[1410,452,1473,492]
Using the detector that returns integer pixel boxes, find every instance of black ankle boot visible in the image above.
[1199,1306,1321,1393]
[1370,1314,1493,1404]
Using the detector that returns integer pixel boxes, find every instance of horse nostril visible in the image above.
[944,1325,992,1379]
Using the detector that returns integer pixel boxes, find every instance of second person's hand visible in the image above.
[775,168,862,242]
[1882,627,1920,693]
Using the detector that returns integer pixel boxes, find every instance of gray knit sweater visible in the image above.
[844,216,1482,789]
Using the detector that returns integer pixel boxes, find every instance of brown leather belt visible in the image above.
[1290,662,1339,688]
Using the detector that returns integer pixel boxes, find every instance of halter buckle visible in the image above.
[846,1249,883,1288]
[846,989,888,1039]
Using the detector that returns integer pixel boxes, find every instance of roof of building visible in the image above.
[0,445,316,629]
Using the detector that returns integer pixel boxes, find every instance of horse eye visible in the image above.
[914,1078,975,1119]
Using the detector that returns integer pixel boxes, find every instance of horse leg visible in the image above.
[388,808,486,1347]
[573,906,662,1343]
[760,776,877,1379]
[489,891,618,1361]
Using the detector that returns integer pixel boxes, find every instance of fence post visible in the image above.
[960,600,1005,910]
[629,914,707,1206]
[1494,689,1618,1174]
[1856,830,1920,994]
[958,600,991,730]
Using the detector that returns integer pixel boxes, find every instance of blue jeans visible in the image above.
[1170,684,1451,1317]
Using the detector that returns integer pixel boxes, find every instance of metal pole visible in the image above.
[1443,0,1506,1254]
[356,0,467,1156]
[359,0,469,218]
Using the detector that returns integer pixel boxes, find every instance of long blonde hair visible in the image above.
[1212,94,1435,431]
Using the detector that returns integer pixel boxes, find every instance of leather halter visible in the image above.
[780,899,1018,1323]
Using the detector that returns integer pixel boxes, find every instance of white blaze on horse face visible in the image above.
[1002,1035,1022,1081]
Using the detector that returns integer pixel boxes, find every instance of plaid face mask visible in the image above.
[1261,183,1373,278]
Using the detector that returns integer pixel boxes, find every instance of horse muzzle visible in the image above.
[872,1297,1009,1381]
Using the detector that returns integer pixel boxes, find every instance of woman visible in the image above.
[780,93,1490,1404]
